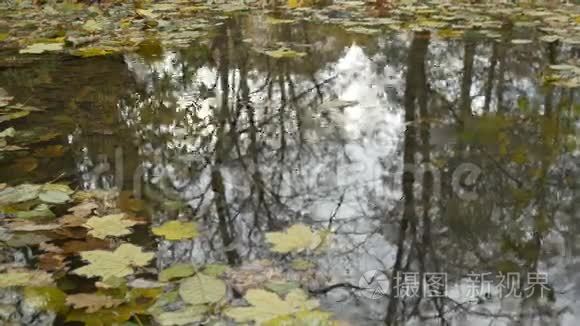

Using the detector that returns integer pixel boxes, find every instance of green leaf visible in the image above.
[24,287,67,312]
[265,224,324,253]
[155,305,208,326]
[202,263,229,277]
[264,281,300,296]
[73,244,154,280]
[84,214,138,239]
[0,184,41,205]
[39,190,70,204]
[225,289,319,324]
[152,221,199,241]
[264,310,335,326]
[14,204,55,219]
[159,263,195,282]
[178,273,226,305]
[290,258,316,271]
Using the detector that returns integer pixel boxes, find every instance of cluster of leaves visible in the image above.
[0,169,336,325]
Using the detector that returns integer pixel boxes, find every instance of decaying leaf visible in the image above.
[66,293,124,313]
[68,201,98,218]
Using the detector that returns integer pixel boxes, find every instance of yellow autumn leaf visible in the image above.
[73,244,154,280]
[265,224,324,253]
[225,289,319,324]
[84,214,138,239]
[152,220,199,241]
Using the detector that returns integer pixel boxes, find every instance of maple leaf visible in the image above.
[66,293,123,313]
[83,214,138,239]
[72,244,154,280]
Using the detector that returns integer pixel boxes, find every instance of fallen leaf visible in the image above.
[152,220,199,241]
[19,43,64,54]
[225,288,319,324]
[84,213,138,239]
[156,305,208,326]
[66,293,124,313]
[68,201,98,218]
[73,243,154,280]
[39,190,70,204]
[179,273,226,305]
[0,270,54,287]
[159,263,195,282]
[265,224,323,253]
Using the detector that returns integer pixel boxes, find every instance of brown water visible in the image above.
[1,14,579,325]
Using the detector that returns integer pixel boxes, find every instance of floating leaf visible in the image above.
[68,201,98,218]
[66,293,124,313]
[267,17,295,25]
[24,286,67,312]
[178,273,226,305]
[152,220,199,241]
[291,258,316,271]
[0,127,15,138]
[0,270,54,287]
[0,110,30,123]
[84,214,138,239]
[159,263,195,282]
[265,224,323,253]
[202,263,229,277]
[39,190,71,204]
[83,19,103,32]
[511,39,533,45]
[225,288,319,324]
[156,305,208,326]
[19,42,64,54]
[0,184,41,205]
[264,310,335,326]
[265,281,300,296]
[263,48,307,59]
[71,47,116,58]
[73,243,154,280]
